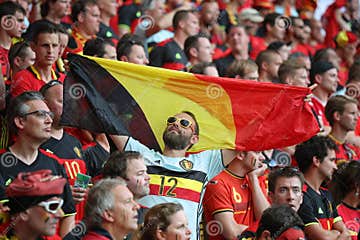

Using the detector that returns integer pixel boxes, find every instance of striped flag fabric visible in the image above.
[61,54,319,152]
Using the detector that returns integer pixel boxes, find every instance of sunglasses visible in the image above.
[167,117,194,131]
[38,199,64,214]
[20,110,55,120]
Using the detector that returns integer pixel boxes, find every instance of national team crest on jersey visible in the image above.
[73,147,82,158]
[179,159,193,171]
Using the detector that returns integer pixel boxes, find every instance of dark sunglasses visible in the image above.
[167,117,194,131]
[20,110,55,120]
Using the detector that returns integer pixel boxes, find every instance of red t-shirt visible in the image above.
[328,134,360,164]
[337,203,360,240]
[310,96,329,130]
[0,46,9,83]
[10,66,65,97]
[203,170,267,240]
[291,43,312,56]
[338,60,349,87]
[249,36,267,60]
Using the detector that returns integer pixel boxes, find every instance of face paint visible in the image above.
[42,211,50,223]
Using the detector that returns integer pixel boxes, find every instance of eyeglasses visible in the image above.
[167,117,194,131]
[38,199,64,214]
[20,110,55,119]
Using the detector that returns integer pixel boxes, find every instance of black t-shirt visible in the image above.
[298,183,340,230]
[214,52,235,77]
[97,22,119,43]
[149,39,188,71]
[41,132,84,160]
[0,149,76,215]
[117,2,141,30]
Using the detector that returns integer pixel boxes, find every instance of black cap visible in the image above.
[310,61,336,83]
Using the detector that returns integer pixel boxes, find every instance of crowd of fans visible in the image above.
[0,0,359,239]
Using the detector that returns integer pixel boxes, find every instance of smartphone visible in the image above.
[74,173,91,189]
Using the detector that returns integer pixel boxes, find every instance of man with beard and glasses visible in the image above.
[110,111,239,240]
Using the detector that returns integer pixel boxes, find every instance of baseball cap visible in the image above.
[238,8,264,23]
[310,61,336,82]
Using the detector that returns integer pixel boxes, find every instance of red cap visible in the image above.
[6,170,66,197]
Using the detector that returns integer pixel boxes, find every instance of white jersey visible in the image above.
[125,137,224,240]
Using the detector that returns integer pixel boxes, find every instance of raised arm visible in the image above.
[110,134,130,151]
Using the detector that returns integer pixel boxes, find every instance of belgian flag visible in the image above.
[61,54,319,152]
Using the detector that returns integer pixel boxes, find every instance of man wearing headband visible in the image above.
[1,170,66,240]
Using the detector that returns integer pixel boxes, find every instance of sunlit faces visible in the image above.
[163,113,198,150]
[183,13,200,37]
[25,197,63,236]
[337,102,359,131]
[50,0,71,19]
[242,151,265,172]
[318,68,338,94]
[195,37,213,63]
[8,11,27,38]
[110,185,139,232]
[97,0,119,17]
[80,4,101,35]
[102,44,117,60]
[318,149,337,181]
[242,70,259,81]
[267,20,286,40]
[17,46,36,71]
[58,32,69,59]
[203,66,219,76]
[200,1,219,26]
[290,68,309,87]
[147,0,166,22]
[269,176,303,211]
[267,53,283,80]
[32,33,59,67]
[227,26,249,53]
[277,45,291,61]
[158,210,191,240]
[125,45,149,65]
[125,157,150,199]
[43,84,63,126]
[16,100,53,142]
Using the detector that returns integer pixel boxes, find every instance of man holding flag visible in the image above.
[61,54,321,239]
[110,111,238,240]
